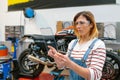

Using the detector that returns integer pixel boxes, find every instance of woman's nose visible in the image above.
[76,25,82,29]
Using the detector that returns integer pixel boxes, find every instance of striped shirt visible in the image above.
[67,38,106,80]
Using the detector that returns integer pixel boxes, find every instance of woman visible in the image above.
[48,11,106,80]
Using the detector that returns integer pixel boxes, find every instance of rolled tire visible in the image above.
[101,51,120,80]
[18,49,45,78]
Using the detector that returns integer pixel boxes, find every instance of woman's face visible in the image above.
[75,15,92,37]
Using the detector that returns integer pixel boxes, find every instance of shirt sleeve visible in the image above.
[88,40,106,80]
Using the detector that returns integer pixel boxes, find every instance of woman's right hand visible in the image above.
[48,46,57,58]
[48,46,65,69]
[48,46,72,69]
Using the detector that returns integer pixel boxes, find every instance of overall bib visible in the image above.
[68,39,99,80]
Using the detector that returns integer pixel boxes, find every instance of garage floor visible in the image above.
[19,66,69,80]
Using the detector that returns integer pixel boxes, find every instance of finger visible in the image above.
[48,50,55,58]
[48,46,55,50]
[56,53,65,59]
[66,53,69,56]
[48,46,58,53]
[55,54,69,65]
[54,55,66,64]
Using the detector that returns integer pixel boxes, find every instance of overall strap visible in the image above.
[68,39,78,57]
[81,38,99,63]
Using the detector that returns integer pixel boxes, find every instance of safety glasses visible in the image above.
[74,21,90,26]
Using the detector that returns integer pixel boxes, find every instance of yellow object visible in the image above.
[11,45,14,53]
[8,0,32,6]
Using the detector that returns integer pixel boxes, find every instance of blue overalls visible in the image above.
[68,38,99,80]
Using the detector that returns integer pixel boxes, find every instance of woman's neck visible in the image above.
[79,36,91,44]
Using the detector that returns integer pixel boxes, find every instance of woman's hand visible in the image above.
[48,46,57,58]
[48,46,64,68]
[48,46,72,69]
